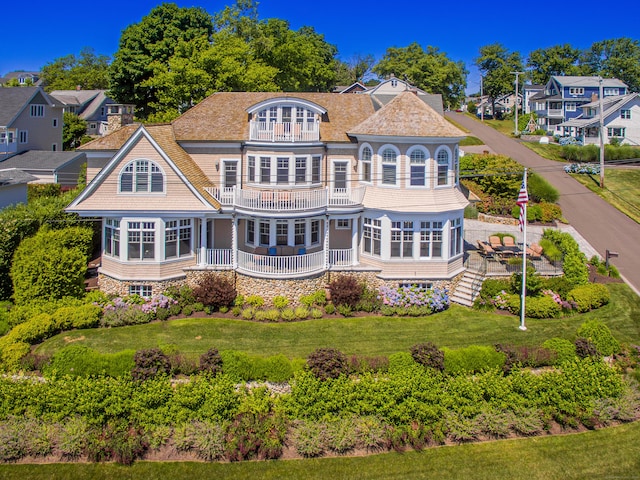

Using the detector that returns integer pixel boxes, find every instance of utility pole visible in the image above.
[480,75,484,121]
[598,76,605,188]
[512,71,524,136]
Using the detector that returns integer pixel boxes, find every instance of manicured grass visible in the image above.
[1,421,639,479]
[459,135,484,146]
[36,284,640,359]
[521,141,566,162]
[570,169,640,224]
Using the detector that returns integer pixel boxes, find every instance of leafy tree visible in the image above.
[63,112,87,150]
[373,43,467,108]
[10,226,93,304]
[475,43,524,116]
[3,77,33,87]
[526,44,582,85]
[335,54,376,85]
[108,3,213,119]
[579,37,640,92]
[41,47,110,91]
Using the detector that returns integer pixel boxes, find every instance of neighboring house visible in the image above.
[529,76,628,134]
[0,87,63,160]
[0,150,87,188]
[364,77,444,115]
[0,168,37,209]
[475,93,522,119]
[558,93,640,146]
[0,71,43,87]
[522,84,544,114]
[48,89,135,136]
[67,89,468,300]
[332,82,367,94]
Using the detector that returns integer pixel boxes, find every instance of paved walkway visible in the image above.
[449,112,640,295]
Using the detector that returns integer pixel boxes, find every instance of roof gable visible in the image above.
[0,87,49,126]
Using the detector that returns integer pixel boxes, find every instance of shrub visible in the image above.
[542,338,577,364]
[264,308,281,322]
[281,307,296,321]
[328,276,363,308]
[567,284,610,313]
[524,295,562,318]
[192,275,236,310]
[307,348,348,380]
[528,172,559,203]
[576,320,620,356]
[131,348,171,381]
[337,304,353,317]
[224,412,286,461]
[541,276,573,298]
[44,345,135,378]
[477,278,512,302]
[538,202,563,223]
[539,239,562,262]
[241,307,255,320]
[245,295,265,308]
[410,342,445,371]
[355,416,387,450]
[262,354,295,383]
[292,420,326,457]
[443,346,506,375]
[200,347,223,376]
[311,308,323,319]
[294,306,310,320]
[220,350,253,382]
[495,344,557,372]
[273,296,289,309]
[562,252,589,287]
[325,417,358,453]
[575,337,599,358]
[324,304,336,315]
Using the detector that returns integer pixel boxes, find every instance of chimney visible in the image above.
[76,85,81,91]
[591,92,598,102]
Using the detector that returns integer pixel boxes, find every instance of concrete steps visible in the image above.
[450,269,485,307]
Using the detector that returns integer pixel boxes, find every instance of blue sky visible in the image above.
[2,0,639,93]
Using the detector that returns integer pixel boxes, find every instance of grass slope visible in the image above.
[36,284,640,359]
[1,422,639,479]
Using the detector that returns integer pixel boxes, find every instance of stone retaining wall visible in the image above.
[477,212,519,226]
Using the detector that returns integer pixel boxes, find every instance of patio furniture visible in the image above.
[502,236,517,248]
[477,240,495,258]
[253,246,268,256]
[488,235,502,249]
[526,243,543,260]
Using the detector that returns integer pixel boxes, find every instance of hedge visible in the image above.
[567,284,611,313]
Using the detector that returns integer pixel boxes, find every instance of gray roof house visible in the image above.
[0,150,86,187]
[0,87,63,159]
[0,71,43,87]
[48,89,135,136]
[0,168,37,209]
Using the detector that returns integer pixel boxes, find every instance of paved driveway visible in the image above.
[448,112,640,295]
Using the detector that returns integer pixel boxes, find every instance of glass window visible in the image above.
[336,219,351,229]
[311,220,320,245]
[247,220,255,244]
[312,156,321,183]
[248,156,256,182]
[260,157,270,184]
[361,146,372,182]
[449,218,462,257]
[621,109,631,119]
[294,220,306,245]
[420,221,443,258]
[277,157,289,184]
[436,150,450,186]
[30,104,44,117]
[120,160,164,193]
[608,127,625,137]
[295,157,306,184]
[165,219,191,259]
[604,88,619,96]
[104,219,120,257]
[381,148,397,185]
[128,221,155,260]
[410,149,426,186]
[363,218,381,256]
[259,221,270,246]
[276,220,288,246]
[129,285,152,298]
[391,221,413,258]
[224,161,237,187]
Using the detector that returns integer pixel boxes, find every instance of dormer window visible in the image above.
[381,147,398,186]
[120,159,164,193]
[248,98,325,142]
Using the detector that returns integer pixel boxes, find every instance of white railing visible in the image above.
[548,108,563,117]
[237,250,325,276]
[329,248,352,266]
[249,121,320,142]
[197,248,233,267]
[205,186,365,212]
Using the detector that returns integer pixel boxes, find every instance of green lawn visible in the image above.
[520,141,566,162]
[1,421,638,479]
[36,284,640,359]
[571,168,640,224]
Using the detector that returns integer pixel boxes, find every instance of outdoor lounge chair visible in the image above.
[477,240,495,258]
[502,236,517,248]
[488,236,502,249]
[526,243,543,260]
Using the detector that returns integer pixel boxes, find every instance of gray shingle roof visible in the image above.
[0,150,86,171]
[0,168,37,186]
[0,87,41,125]
[551,76,628,88]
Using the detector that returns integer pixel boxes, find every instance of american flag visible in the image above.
[516,176,529,232]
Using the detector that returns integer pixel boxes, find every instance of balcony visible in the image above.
[249,120,320,143]
[206,186,366,213]
[196,248,355,277]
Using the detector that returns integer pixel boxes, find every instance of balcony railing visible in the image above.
[196,248,355,276]
[206,186,366,212]
[547,109,563,117]
[249,120,320,142]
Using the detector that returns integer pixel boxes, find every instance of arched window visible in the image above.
[409,148,428,187]
[360,145,372,182]
[436,149,450,186]
[381,147,398,186]
[120,160,164,193]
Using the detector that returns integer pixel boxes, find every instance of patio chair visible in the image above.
[488,235,502,249]
[477,240,495,258]
[502,236,517,248]
[526,243,543,260]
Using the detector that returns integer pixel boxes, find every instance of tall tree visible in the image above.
[526,44,582,85]
[475,43,524,117]
[108,3,213,119]
[579,37,640,92]
[62,112,87,150]
[41,48,110,91]
[373,43,467,108]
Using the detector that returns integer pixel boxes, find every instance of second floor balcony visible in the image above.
[206,186,366,213]
[249,120,320,143]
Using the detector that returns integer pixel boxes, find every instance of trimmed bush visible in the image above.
[410,342,445,371]
[576,320,620,356]
[542,337,577,364]
[44,345,135,377]
[328,276,363,308]
[443,346,506,375]
[528,173,559,203]
[307,347,348,380]
[192,274,237,310]
[524,295,561,318]
[131,348,171,381]
[567,284,610,313]
[199,347,223,376]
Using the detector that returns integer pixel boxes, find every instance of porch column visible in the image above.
[199,217,207,266]
[351,217,359,266]
[232,215,238,269]
[324,216,330,269]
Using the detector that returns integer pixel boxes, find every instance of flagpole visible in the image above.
[519,169,528,331]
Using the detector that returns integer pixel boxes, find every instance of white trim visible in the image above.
[246,97,326,115]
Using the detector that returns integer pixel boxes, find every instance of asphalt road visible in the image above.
[447,112,640,295]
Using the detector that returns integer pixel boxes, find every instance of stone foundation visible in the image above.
[477,212,519,226]
[97,273,187,297]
